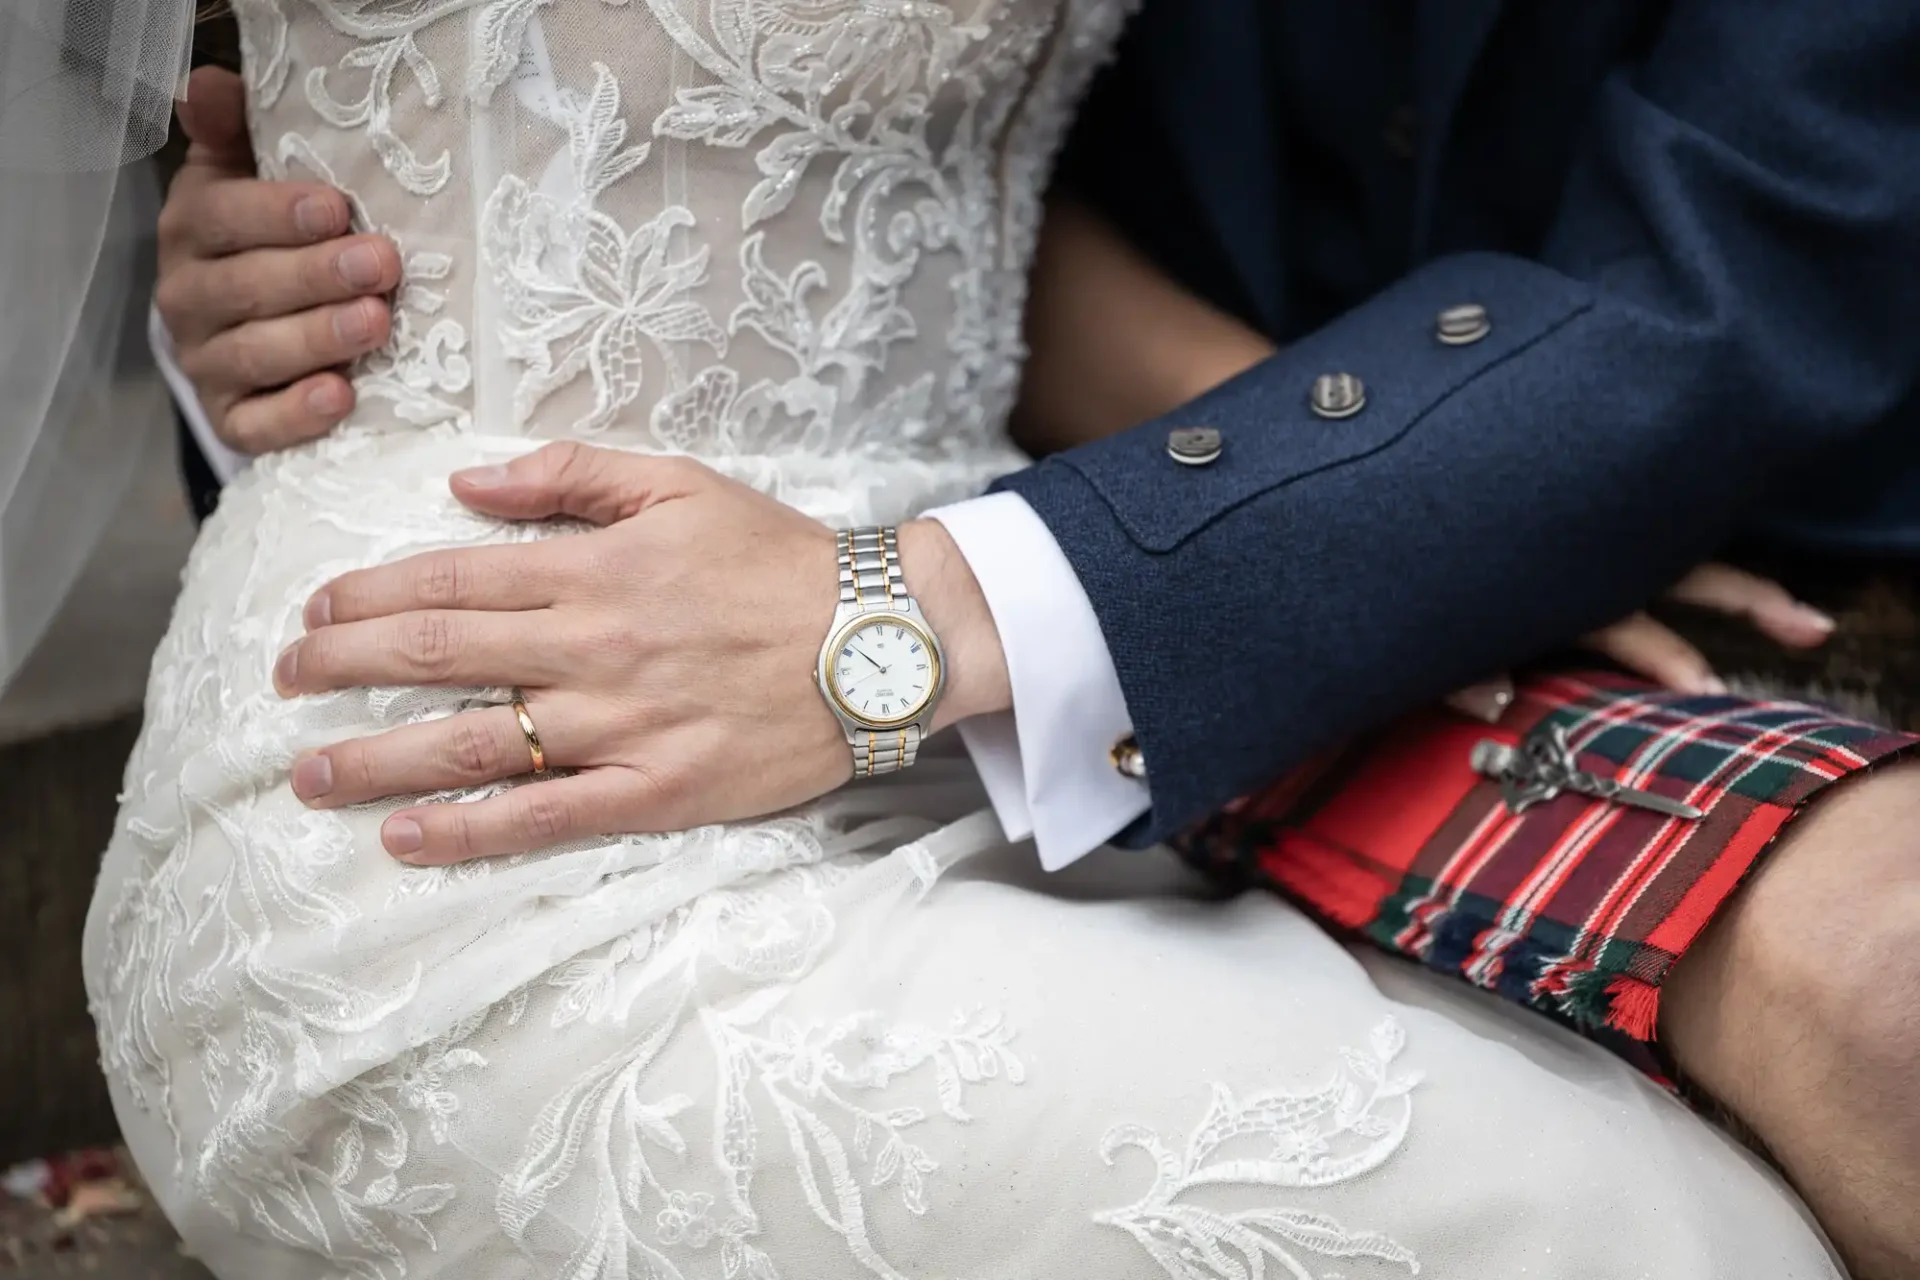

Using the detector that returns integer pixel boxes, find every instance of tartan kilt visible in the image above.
[1178,670,1920,1084]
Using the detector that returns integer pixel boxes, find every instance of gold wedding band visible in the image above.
[511,697,547,773]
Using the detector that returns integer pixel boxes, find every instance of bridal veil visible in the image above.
[0,0,190,687]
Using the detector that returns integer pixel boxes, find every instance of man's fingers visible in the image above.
[219,374,355,456]
[382,770,634,863]
[309,544,562,628]
[162,175,355,265]
[275,610,562,694]
[450,441,708,526]
[1667,563,1836,649]
[1588,565,1831,697]
[157,235,402,339]
[195,178,356,255]
[184,297,390,407]
[1584,612,1726,696]
[176,67,252,163]
[291,701,596,808]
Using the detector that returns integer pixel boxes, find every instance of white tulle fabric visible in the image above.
[0,0,187,687]
[86,2,1844,1277]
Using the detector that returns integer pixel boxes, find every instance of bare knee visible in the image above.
[1767,764,1920,1082]
[1800,901,1920,1116]
[1696,763,1920,1098]
[1663,762,1920,1276]
[1667,767,1914,1064]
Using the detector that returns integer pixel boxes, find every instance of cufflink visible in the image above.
[1110,734,1146,780]
[1444,675,1517,724]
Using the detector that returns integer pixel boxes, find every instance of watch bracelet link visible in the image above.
[837,526,908,610]
[836,526,919,778]
[851,725,924,779]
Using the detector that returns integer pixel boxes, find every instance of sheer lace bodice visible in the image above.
[237,0,1118,479]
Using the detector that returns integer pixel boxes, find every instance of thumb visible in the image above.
[450,443,703,526]
[177,67,253,167]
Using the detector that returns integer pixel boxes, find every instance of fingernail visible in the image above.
[306,381,348,418]
[336,243,384,289]
[384,817,424,857]
[1693,674,1730,697]
[458,464,511,489]
[294,195,337,238]
[274,643,299,691]
[304,591,332,629]
[291,754,333,801]
[334,301,374,346]
[1794,604,1837,633]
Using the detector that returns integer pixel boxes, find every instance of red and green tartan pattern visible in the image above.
[1179,671,1919,1077]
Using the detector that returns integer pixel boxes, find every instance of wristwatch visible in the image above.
[817,526,946,777]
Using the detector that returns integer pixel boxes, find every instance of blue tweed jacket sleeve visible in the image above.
[993,0,1920,846]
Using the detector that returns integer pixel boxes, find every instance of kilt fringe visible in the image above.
[1371,895,1664,1039]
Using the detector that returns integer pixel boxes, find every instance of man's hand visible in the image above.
[1446,562,1835,720]
[156,67,402,453]
[273,443,1011,864]
[1580,562,1834,693]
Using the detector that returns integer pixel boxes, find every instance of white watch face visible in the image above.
[829,617,937,725]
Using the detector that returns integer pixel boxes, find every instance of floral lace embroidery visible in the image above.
[304,0,472,195]
[483,63,726,432]
[1098,1019,1424,1280]
[498,976,1026,1280]
[97,0,1136,1274]
[471,0,1077,457]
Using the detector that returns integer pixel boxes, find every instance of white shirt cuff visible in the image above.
[926,491,1148,870]
[149,303,245,485]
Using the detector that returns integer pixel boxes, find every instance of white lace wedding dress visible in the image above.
[86,2,1845,1276]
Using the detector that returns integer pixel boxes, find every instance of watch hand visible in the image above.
[851,644,887,673]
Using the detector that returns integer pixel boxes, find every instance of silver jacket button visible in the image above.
[1166,425,1223,465]
[1309,372,1367,419]
[1436,304,1491,345]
